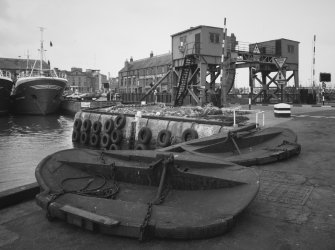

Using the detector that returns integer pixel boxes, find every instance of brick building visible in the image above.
[118,52,172,94]
[66,68,107,93]
[0,57,49,79]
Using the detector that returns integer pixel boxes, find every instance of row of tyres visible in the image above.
[72,114,200,150]
[72,114,127,150]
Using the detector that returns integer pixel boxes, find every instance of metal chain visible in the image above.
[139,202,153,241]
[138,155,173,241]
[99,152,105,164]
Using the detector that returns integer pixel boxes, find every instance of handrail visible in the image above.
[17,68,67,80]
[178,42,202,56]
[0,70,12,79]
[222,108,265,128]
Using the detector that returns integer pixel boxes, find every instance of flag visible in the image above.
[50,41,53,47]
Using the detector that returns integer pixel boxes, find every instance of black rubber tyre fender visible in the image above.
[135,143,149,150]
[103,118,115,133]
[72,130,80,142]
[80,131,90,144]
[115,114,126,129]
[100,133,112,148]
[181,128,198,142]
[82,119,92,132]
[73,118,82,131]
[89,133,100,147]
[92,121,102,134]
[138,127,152,144]
[109,144,120,150]
[111,129,123,144]
[157,129,172,147]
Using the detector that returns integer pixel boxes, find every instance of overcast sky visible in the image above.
[1,0,334,88]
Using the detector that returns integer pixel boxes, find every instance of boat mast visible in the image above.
[26,50,30,70]
[39,27,45,73]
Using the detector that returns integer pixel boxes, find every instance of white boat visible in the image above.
[11,28,67,115]
[0,69,13,115]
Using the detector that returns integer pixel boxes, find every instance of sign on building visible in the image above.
[274,57,287,69]
[276,70,286,85]
[253,44,260,54]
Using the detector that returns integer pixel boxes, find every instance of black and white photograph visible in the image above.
[0,0,334,249]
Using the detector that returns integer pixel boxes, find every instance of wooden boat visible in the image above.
[35,148,259,240]
[159,124,301,166]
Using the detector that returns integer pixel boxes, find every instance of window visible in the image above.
[180,36,186,46]
[210,33,219,44]
[288,45,294,53]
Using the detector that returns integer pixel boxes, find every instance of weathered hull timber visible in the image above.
[159,126,301,166]
[35,149,259,240]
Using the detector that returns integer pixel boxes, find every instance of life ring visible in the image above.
[135,143,149,150]
[80,131,90,144]
[103,118,115,133]
[82,119,92,132]
[71,130,80,142]
[109,144,120,150]
[182,128,198,142]
[73,118,82,131]
[157,129,172,147]
[89,133,100,147]
[115,114,126,129]
[138,127,152,144]
[92,121,102,134]
[111,129,123,144]
[100,133,112,148]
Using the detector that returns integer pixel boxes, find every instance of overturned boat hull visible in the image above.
[35,149,259,240]
[160,126,301,166]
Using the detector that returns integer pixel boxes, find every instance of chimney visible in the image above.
[124,59,129,68]
[150,51,154,58]
[130,56,133,62]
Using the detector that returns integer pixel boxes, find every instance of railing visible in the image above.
[0,70,11,79]
[121,93,172,104]
[226,108,265,128]
[234,41,277,55]
[178,42,202,56]
[16,68,67,79]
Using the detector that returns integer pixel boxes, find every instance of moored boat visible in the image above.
[159,124,301,166]
[35,148,259,240]
[0,69,13,115]
[11,28,67,115]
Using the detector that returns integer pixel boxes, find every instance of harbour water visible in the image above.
[0,114,74,192]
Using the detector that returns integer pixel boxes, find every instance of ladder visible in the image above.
[174,55,194,106]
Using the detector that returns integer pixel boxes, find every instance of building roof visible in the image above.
[0,57,49,70]
[255,38,300,44]
[171,25,223,37]
[119,53,172,73]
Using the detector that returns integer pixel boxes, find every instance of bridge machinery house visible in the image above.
[171,25,224,106]
[118,52,172,94]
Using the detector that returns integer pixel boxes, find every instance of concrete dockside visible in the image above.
[1,104,335,249]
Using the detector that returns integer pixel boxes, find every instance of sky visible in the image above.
[1,0,334,88]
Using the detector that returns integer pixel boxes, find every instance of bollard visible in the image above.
[274,103,291,118]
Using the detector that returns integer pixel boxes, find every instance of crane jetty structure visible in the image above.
[137,24,299,107]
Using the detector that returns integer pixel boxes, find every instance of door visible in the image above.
[195,33,200,54]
